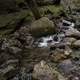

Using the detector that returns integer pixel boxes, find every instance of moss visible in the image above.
[47,5,63,14]
[39,5,63,16]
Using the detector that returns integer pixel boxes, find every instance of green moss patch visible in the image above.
[47,5,63,13]
[39,5,63,16]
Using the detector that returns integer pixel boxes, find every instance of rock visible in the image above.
[63,37,76,44]
[65,46,72,54]
[62,37,76,46]
[1,38,21,50]
[33,60,66,80]
[30,17,55,37]
[14,31,34,47]
[72,40,80,48]
[46,5,63,16]
[64,51,71,56]
[58,59,76,74]
[33,60,56,80]
[0,65,17,80]
[50,42,71,49]
[51,48,67,62]
[8,47,22,55]
[65,28,80,38]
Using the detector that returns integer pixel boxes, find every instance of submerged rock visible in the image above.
[30,17,55,37]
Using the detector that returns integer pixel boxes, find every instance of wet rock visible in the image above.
[65,28,80,38]
[37,34,61,48]
[30,17,55,37]
[63,37,76,44]
[50,42,71,49]
[72,40,80,48]
[33,60,66,80]
[37,32,65,48]
[62,37,76,46]
[58,59,76,74]
[58,20,75,30]
[75,20,80,31]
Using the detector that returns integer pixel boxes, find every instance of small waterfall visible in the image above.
[36,20,75,48]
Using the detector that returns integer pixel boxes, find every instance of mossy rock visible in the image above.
[0,10,33,36]
[30,17,56,37]
[39,5,64,16]
[47,5,63,14]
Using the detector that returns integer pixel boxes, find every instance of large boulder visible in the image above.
[30,17,55,37]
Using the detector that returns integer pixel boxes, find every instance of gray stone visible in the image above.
[58,59,76,74]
